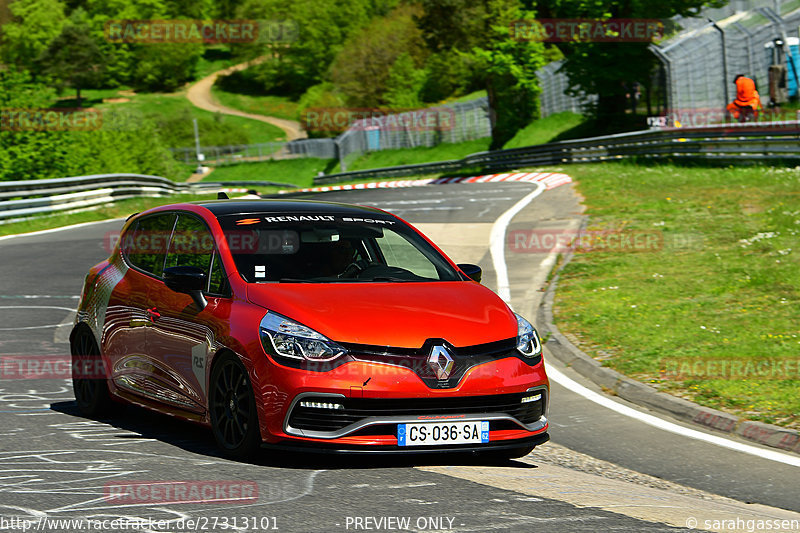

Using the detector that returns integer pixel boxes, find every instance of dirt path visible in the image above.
[186,58,307,141]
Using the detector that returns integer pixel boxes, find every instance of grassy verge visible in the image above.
[207,158,334,187]
[504,111,587,148]
[334,138,491,173]
[210,88,300,121]
[68,89,286,148]
[0,194,219,237]
[109,92,287,145]
[554,162,800,429]
[195,47,236,79]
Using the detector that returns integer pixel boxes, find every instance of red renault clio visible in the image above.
[71,199,549,459]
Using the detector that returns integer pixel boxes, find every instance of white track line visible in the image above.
[489,182,546,304]
[0,218,125,243]
[546,365,800,467]
[491,186,800,468]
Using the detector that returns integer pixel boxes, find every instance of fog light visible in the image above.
[300,401,344,410]
[521,393,542,404]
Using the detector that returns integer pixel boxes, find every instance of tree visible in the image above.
[133,42,203,92]
[0,70,183,181]
[0,0,66,68]
[330,5,427,107]
[385,53,428,108]
[416,0,547,149]
[232,0,381,95]
[536,0,726,125]
[37,17,107,106]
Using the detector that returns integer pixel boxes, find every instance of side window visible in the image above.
[124,213,177,278]
[166,213,229,296]
[165,214,214,273]
[208,252,228,296]
[375,230,438,279]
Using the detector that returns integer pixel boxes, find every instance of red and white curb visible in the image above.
[282,171,573,194]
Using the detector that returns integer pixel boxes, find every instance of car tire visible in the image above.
[71,329,112,418]
[209,353,261,459]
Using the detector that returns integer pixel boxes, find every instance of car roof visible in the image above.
[194,199,390,218]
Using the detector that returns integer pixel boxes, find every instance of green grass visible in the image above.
[444,90,487,104]
[195,47,237,79]
[334,138,491,173]
[210,88,300,121]
[504,111,588,148]
[553,162,800,429]
[207,158,334,187]
[107,92,286,146]
[0,194,220,236]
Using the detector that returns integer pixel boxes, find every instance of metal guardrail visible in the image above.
[0,174,297,223]
[2,123,799,222]
[313,122,800,184]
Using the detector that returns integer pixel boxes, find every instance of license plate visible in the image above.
[397,421,489,446]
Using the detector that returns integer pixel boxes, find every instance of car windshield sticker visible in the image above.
[236,218,261,225]
[254,265,266,278]
[256,215,395,226]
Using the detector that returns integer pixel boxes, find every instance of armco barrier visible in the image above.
[0,174,297,223]
[314,121,800,184]
[3,122,800,221]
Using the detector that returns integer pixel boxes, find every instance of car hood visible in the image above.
[246,282,517,348]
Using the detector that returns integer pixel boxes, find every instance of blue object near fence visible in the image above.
[787,44,800,97]
[366,127,380,151]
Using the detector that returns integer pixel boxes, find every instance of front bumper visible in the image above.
[284,388,548,440]
[254,350,549,449]
[261,431,550,455]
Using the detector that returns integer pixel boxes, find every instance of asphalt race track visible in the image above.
[0,182,798,533]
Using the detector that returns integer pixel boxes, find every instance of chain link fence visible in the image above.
[172,98,492,170]
[536,61,596,117]
[652,0,800,117]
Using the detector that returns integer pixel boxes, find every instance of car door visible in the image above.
[108,211,177,402]
[145,212,231,416]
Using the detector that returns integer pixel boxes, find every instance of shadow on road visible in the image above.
[50,400,542,471]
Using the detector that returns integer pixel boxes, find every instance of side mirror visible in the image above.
[163,266,208,310]
[457,263,482,283]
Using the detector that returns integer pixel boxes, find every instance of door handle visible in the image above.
[147,307,161,321]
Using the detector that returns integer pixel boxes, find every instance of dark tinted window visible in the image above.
[164,213,229,296]
[123,213,177,277]
[208,252,228,295]
[165,214,214,273]
[217,213,460,283]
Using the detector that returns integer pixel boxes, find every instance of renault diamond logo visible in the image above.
[428,345,454,380]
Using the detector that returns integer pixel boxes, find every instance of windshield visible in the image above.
[218,213,461,283]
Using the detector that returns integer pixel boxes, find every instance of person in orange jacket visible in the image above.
[726,74,761,122]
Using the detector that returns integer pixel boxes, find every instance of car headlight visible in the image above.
[260,312,347,362]
[515,313,542,358]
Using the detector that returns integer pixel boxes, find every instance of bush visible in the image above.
[132,42,203,92]
[296,82,348,138]
[0,70,183,180]
[147,107,249,148]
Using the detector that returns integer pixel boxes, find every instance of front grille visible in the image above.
[287,391,546,434]
[341,337,540,389]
